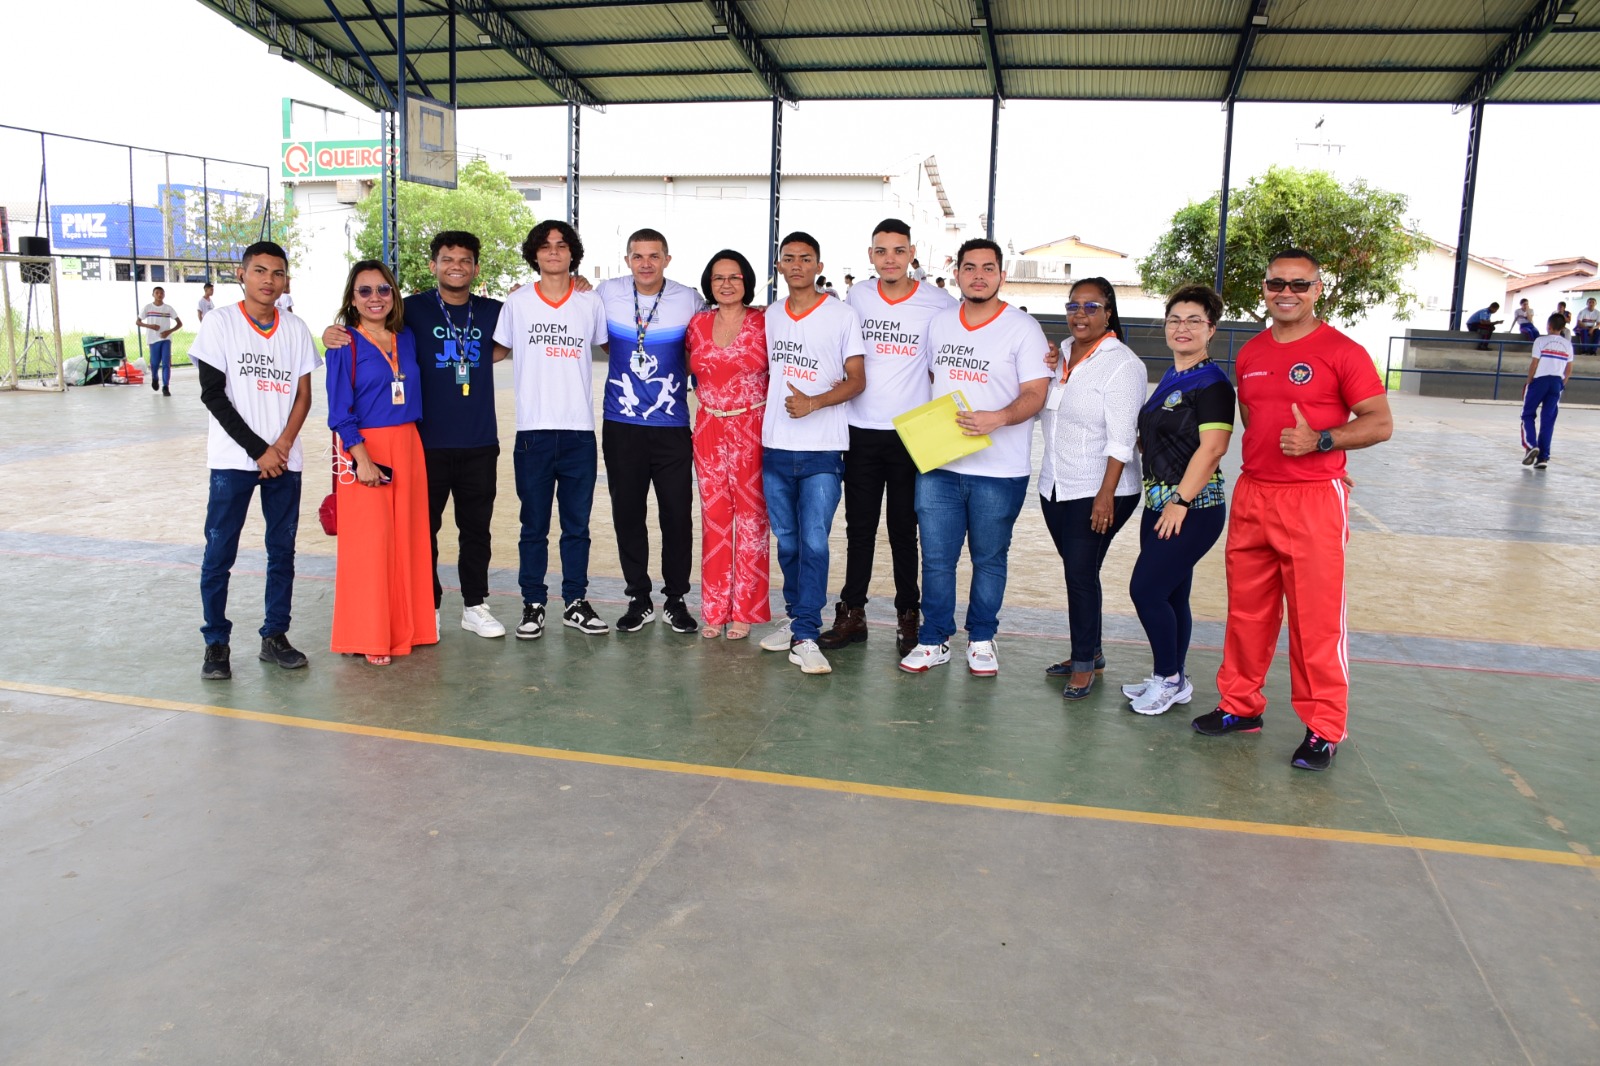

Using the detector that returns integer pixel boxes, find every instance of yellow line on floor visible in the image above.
[6,677,1595,872]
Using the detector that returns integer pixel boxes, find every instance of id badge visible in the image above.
[391,381,405,405]
[1045,384,1064,411]
[454,361,470,385]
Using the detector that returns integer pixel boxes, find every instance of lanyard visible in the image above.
[357,326,402,381]
[435,291,474,362]
[632,283,662,352]
[1059,332,1111,385]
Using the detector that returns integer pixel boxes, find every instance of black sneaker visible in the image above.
[1191,707,1263,736]
[151,378,160,392]
[616,599,655,632]
[1291,728,1337,771]
[161,386,171,397]
[516,602,546,640]
[662,597,698,634]
[258,633,308,669]
[562,599,609,635]
[201,643,231,680]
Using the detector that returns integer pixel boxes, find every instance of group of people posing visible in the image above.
[190,223,1391,772]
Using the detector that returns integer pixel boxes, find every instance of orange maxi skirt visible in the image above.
[330,423,439,656]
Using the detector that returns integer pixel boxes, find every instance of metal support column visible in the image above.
[1448,99,1485,331]
[381,111,398,273]
[566,102,581,230]
[1215,100,1235,294]
[767,96,783,304]
[448,0,457,105]
[128,146,144,361]
[986,96,1000,241]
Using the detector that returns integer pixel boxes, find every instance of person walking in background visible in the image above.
[1123,285,1235,716]
[197,281,215,322]
[193,241,317,681]
[137,286,182,397]
[1521,312,1574,470]
[685,249,770,640]
[1037,277,1145,701]
[324,260,436,666]
[1192,249,1392,771]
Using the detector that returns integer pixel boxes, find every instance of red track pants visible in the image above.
[1215,475,1351,741]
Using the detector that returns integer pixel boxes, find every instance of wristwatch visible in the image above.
[1169,492,1190,508]
[1316,429,1335,453]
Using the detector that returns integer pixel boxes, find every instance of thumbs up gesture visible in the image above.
[785,382,815,419]
[1279,402,1320,456]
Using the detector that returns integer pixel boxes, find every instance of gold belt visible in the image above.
[706,400,766,418]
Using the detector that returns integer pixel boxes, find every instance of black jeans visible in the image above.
[1128,503,1227,678]
[602,420,694,602]
[840,426,920,612]
[426,444,499,608]
[1040,491,1139,671]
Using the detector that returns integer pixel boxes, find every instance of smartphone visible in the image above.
[374,463,394,484]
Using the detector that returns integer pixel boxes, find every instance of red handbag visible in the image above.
[318,343,359,535]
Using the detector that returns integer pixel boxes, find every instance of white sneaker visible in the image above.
[759,619,794,652]
[461,603,506,638]
[899,642,952,673]
[966,640,998,677]
[1121,673,1163,700]
[1130,675,1194,716]
[788,639,831,674]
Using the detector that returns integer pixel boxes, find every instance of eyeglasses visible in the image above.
[1065,301,1105,315]
[1264,278,1317,293]
[1164,316,1210,329]
[711,274,744,284]
[355,284,394,298]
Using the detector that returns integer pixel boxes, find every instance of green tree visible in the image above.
[179,190,304,281]
[1139,166,1431,325]
[352,158,535,295]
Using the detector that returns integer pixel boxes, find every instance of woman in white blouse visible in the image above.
[1038,277,1146,701]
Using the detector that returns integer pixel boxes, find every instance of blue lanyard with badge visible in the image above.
[630,284,662,375]
[436,290,476,395]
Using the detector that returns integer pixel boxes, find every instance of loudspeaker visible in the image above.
[18,235,50,283]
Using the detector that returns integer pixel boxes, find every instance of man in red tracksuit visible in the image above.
[1191,248,1393,771]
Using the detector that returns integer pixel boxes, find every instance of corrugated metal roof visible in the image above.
[192,0,1600,110]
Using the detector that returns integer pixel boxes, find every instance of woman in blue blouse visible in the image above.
[325,260,436,664]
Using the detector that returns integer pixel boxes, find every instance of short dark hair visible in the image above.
[202,281,214,290]
[1165,283,1224,324]
[1268,247,1321,271]
[955,238,1002,269]
[779,231,821,259]
[430,231,481,260]
[1488,302,1500,311]
[523,220,583,274]
[627,227,669,254]
[339,259,405,333]
[151,286,165,294]
[872,217,911,240]
[1548,313,1567,331]
[701,249,757,306]
[1070,276,1126,341]
[241,240,289,269]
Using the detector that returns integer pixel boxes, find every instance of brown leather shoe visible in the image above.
[817,602,868,650]
[896,608,920,656]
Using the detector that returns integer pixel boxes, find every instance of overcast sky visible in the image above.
[6,0,1597,273]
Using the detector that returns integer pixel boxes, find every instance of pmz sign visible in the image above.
[50,205,166,255]
[282,140,397,180]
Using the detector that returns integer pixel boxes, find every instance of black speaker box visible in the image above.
[18,235,50,283]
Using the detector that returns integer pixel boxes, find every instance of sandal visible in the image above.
[725,622,750,640]
[365,654,392,666]
[701,624,723,639]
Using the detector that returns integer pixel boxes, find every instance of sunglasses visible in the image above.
[1065,301,1106,315]
[1264,278,1316,293]
[355,284,394,298]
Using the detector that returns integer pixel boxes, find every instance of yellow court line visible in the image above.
[5,678,1596,872]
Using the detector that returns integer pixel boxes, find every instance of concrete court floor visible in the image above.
[1,364,1598,1064]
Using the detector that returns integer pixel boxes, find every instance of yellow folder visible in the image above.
[892,390,993,474]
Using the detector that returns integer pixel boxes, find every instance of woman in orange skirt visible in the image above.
[325,260,436,664]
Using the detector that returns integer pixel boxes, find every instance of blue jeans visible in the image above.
[762,448,844,642]
[514,429,596,604]
[200,468,302,645]
[916,470,1029,645]
[149,339,172,388]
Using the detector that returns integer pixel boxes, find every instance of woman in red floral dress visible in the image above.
[686,250,770,639]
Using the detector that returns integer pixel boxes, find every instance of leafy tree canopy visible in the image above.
[1139,166,1432,325]
[352,158,536,296]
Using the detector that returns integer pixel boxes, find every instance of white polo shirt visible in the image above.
[762,295,865,452]
[189,303,319,472]
[846,278,957,430]
[924,301,1051,478]
[1531,333,1573,379]
[493,281,609,431]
